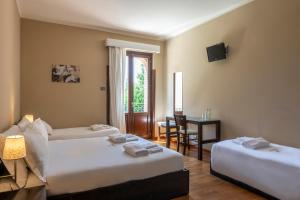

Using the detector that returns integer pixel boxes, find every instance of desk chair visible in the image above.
[174,114,198,155]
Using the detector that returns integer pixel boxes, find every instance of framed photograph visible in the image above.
[52,64,80,83]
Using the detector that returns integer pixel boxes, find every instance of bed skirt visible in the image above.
[48,169,189,200]
[210,167,279,200]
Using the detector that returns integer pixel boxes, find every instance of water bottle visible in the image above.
[201,113,205,120]
[203,109,208,121]
[207,108,211,120]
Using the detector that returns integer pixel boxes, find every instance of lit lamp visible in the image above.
[24,114,34,123]
[3,135,26,183]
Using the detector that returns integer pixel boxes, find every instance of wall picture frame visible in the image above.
[52,64,80,83]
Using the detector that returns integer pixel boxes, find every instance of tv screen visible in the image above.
[206,43,226,62]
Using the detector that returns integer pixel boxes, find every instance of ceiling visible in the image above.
[17,0,253,40]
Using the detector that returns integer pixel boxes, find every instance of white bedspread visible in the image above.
[47,137,183,196]
[211,140,300,200]
[49,127,120,140]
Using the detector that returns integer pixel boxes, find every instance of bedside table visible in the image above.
[0,170,46,200]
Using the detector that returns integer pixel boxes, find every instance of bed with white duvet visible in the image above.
[211,139,300,200]
[1,117,187,199]
[47,136,184,196]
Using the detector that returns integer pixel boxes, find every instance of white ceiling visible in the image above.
[17,0,253,40]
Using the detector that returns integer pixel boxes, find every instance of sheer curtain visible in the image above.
[108,47,126,133]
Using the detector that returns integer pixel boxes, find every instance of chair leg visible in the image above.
[183,134,187,155]
[176,133,180,152]
[187,135,190,150]
[158,127,161,141]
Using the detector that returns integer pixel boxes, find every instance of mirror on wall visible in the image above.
[173,72,183,114]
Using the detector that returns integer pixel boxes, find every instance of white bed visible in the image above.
[47,136,184,196]
[48,126,120,140]
[211,140,300,200]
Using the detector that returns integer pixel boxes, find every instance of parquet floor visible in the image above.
[154,139,266,200]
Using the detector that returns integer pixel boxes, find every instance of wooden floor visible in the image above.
[154,139,266,200]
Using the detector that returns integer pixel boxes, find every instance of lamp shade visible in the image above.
[24,114,34,123]
[3,135,26,160]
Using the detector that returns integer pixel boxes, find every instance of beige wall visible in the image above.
[21,19,165,128]
[0,0,20,132]
[165,0,300,147]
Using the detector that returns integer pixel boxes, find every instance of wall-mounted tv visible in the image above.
[206,43,227,62]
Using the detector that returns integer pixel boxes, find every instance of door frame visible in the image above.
[126,51,154,138]
[106,50,155,138]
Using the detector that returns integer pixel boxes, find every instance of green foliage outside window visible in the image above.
[124,65,145,113]
[133,66,145,112]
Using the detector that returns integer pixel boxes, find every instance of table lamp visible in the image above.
[3,135,26,183]
[24,114,34,123]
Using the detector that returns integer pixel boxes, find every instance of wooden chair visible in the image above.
[165,118,181,152]
[174,114,198,155]
[157,121,177,140]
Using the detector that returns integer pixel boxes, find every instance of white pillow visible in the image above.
[23,123,49,182]
[41,120,53,135]
[17,117,32,131]
[31,118,48,140]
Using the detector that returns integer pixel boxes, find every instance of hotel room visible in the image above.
[0,0,299,199]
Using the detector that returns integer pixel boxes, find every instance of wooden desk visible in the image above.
[166,116,221,160]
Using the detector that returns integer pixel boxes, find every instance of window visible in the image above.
[174,72,183,114]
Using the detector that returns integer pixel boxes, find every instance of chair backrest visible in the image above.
[174,114,187,132]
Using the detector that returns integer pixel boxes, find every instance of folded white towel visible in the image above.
[109,134,126,143]
[232,137,252,145]
[140,143,158,149]
[109,133,140,143]
[123,143,149,157]
[125,134,139,142]
[148,146,163,154]
[242,138,270,149]
[126,136,139,142]
[90,124,111,131]
[233,137,270,149]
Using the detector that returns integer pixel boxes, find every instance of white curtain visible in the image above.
[109,47,126,133]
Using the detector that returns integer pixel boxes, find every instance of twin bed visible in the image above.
[211,139,300,200]
[0,123,189,200]
[46,126,189,199]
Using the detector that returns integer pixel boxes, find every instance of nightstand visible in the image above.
[0,165,46,200]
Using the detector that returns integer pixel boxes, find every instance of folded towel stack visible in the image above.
[109,134,126,143]
[123,141,163,157]
[233,137,270,149]
[242,138,270,149]
[90,124,111,131]
[123,143,149,157]
[109,133,139,143]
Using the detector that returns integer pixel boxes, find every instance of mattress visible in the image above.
[47,137,184,196]
[211,140,300,200]
[49,127,120,140]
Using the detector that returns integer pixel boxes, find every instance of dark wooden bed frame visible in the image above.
[48,169,189,200]
[210,167,279,200]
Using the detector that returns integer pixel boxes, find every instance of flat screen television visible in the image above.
[206,43,226,62]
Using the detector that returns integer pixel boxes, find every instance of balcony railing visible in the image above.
[124,103,147,113]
